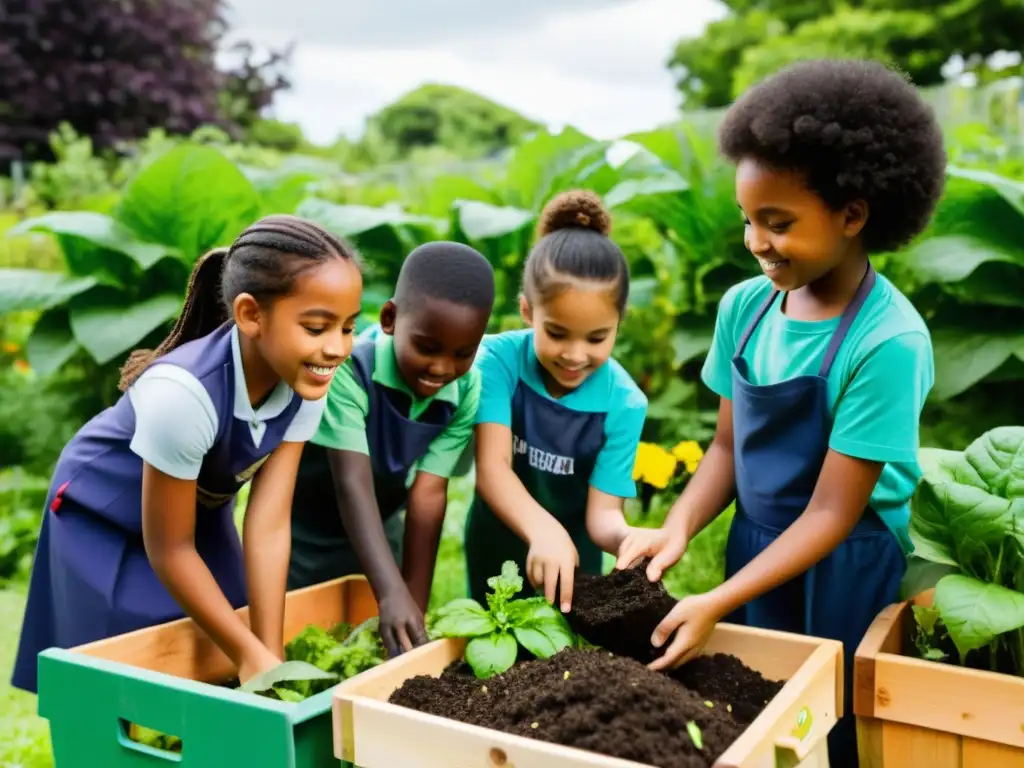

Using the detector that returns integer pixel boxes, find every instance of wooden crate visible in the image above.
[854,592,1024,767]
[332,623,843,768]
[37,574,378,768]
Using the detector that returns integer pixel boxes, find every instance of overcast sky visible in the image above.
[220,0,727,145]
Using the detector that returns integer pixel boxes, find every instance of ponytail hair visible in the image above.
[118,215,358,391]
[523,189,629,315]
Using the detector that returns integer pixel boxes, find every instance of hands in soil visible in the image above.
[649,592,723,672]
[377,586,429,658]
[427,561,577,679]
[525,522,579,611]
[615,526,688,581]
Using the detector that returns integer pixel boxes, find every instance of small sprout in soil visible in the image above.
[531,722,539,729]
[687,721,703,750]
[564,670,571,680]
[704,701,714,708]
[727,704,732,713]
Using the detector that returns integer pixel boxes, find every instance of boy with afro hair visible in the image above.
[618,59,946,767]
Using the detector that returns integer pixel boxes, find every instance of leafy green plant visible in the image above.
[428,561,577,679]
[907,426,1024,675]
[910,605,949,662]
[0,143,262,380]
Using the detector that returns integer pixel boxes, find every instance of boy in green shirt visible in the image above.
[289,242,495,657]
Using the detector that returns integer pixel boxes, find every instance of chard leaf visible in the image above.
[465,632,517,679]
[933,574,1024,659]
[429,599,497,639]
[239,660,337,695]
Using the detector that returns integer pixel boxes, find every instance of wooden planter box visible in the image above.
[37,574,377,768]
[854,591,1024,767]
[331,624,843,768]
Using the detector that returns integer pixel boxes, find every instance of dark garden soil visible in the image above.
[389,562,785,767]
[565,560,680,664]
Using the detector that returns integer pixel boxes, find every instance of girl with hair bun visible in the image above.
[465,190,661,610]
[12,215,364,693]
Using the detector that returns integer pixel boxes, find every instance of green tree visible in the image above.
[365,84,541,160]
[668,0,1024,108]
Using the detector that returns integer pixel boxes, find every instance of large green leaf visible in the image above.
[910,431,1024,570]
[69,291,182,365]
[453,200,534,241]
[929,324,1024,401]
[26,309,81,377]
[947,166,1024,218]
[9,211,174,273]
[117,144,262,262]
[0,269,98,313]
[504,126,596,210]
[294,197,444,280]
[899,235,1019,286]
[934,574,1024,660]
[464,631,518,679]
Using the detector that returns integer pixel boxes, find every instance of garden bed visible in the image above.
[36,574,379,768]
[333,563,842,768]
[854,590,1024,767]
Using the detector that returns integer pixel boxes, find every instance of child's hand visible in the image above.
[238,644,284,685]
[526,522,579,612]
[647,592,722,671]
[378,586,429,658]
[615,527,688,581]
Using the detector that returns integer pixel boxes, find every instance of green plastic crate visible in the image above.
[37,575,376,768]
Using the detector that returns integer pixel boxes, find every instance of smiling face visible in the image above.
[736,157,868,291]
[236,257,364,401]
[382,296,490,399]
[521,283,621,398]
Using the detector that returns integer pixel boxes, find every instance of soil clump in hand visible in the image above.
[565,559,678,663]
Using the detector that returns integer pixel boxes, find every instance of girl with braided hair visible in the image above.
[12,215,363,693]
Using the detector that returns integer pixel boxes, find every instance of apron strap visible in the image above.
[818,263,877,378]
[735,288,780,360]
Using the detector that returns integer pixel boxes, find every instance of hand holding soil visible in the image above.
[377,587,429,657]
[648,592,721,671]
[615,526,688,580]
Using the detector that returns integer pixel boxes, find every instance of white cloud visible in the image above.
[223,0,726,145]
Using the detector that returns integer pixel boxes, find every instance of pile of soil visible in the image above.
[565,560,679,663]
[390,648,781,768]
[389,563,785,767]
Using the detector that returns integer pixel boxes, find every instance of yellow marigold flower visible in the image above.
[633,442,677,489]
[672,440,704,474]
[2,341,18,354]
[14,359,31,373]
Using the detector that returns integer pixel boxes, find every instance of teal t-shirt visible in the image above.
[701,273,935,553]
[474,329,648,499]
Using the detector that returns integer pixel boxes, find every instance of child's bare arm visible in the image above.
[403,472,448,612]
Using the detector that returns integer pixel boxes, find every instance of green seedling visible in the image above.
[428,560,577,679]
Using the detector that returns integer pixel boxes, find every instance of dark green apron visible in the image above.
[464,380,608,605]
[288,339,456,589]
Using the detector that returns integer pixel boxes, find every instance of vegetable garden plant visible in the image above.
[905,425,1024,676]
[395,560,791,767]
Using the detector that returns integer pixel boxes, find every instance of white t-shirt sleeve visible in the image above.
[128,365,218,480]
[282,395,328,443]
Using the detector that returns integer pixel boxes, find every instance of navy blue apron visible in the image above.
[464,380,607,606]
[12,323,300,694]
[724,264,905,768]
[288,339,456,589]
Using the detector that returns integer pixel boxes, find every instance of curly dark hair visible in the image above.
[718,58,947,253]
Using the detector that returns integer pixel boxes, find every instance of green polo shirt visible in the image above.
[311,325,480,479]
